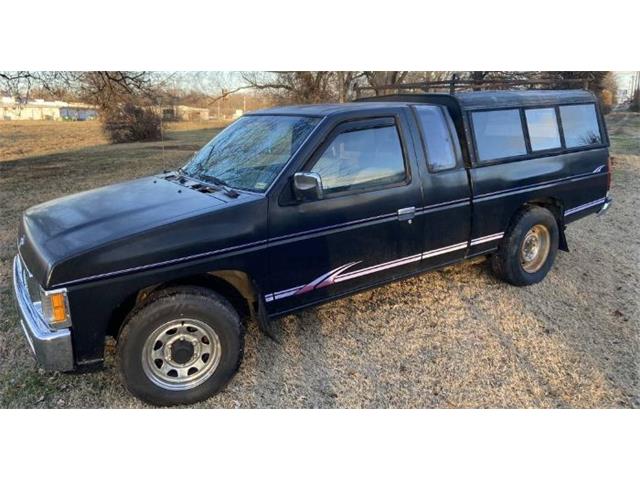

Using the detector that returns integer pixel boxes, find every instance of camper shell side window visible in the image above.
[469,101,606,166]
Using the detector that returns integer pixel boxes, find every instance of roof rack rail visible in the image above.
[353,77,590,99]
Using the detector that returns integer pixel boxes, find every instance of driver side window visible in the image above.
[310,125,406,195]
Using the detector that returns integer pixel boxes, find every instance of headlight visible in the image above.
[39,288,71,329]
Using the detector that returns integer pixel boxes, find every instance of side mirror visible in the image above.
[293,172,324,201]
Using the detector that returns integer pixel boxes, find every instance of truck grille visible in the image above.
[18,256,42,306]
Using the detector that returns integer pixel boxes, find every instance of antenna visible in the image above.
[158,96,166,171]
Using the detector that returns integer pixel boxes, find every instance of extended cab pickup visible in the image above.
[13,89,612,405]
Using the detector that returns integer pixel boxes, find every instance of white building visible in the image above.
[157,105,210,122]
[0,97,98,121]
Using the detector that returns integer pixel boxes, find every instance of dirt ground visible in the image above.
[0,114,638,408]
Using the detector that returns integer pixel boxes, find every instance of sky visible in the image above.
[614,71,637,94]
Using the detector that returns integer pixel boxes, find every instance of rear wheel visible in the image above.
[490,206,559,286]
[117,286,243,406]
[520,224,551,274]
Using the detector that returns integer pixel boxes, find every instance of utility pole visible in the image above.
[217,88,221,119]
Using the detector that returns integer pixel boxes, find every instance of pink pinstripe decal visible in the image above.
[266,255,418,302]
[297,261,361,294]
[265,233,503,302]
[334,254,421,283]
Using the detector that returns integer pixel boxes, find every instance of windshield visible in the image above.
[182,115,320,192]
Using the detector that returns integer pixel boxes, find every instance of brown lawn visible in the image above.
[0,120,230,162]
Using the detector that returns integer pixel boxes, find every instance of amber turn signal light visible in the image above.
[50,292,67,323]
[40,288,71,328]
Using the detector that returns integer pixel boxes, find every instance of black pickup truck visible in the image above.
[13,89,612,405]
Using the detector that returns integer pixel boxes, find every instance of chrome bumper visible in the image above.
[12,256,74,371]
[597,196,613,216]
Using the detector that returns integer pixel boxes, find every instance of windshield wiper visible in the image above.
[195,173,240,198]
[177,166,240,198]
[176,167,189,183]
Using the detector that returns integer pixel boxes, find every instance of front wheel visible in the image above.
[117,286,243,406]
[490,206,559,286]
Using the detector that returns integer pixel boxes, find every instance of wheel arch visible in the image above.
[510,196,568,252]
[107,269,267,340]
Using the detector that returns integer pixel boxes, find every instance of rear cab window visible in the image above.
[413,105,457,171]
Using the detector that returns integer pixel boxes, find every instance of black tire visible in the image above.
[490,206,559,286]
[117,286,244,406]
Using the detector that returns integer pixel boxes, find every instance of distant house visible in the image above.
[59,105,98,121]
[0,97,98,121]
[157,105,210,122]
[0,97,210,122]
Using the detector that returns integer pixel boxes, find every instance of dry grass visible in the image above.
[0,120,230,162]
[0,116,638,408]
[0,120,107,161]
[606,112,640,156]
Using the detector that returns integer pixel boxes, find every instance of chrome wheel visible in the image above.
[520,224,551,273]
[142,318,221,391]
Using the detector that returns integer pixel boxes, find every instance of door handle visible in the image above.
[397,206,416,222]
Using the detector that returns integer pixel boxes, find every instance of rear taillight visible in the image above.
[607,156,612,190]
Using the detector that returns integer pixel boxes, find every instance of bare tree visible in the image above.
[0,71,69,100]
[241,71,338,104]
[240,71,410,103]
[337,71,366,102]
[0,71,159,107]
[363,71,409,96]
[77,71,159,107]
[1,71,168,144]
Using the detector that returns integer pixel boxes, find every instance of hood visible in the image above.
[18,176,266,288]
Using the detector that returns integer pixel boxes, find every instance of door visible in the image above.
[411,105,472,268]
[265,114,424,314]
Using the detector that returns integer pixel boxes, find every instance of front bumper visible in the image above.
[12,256,74,371]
